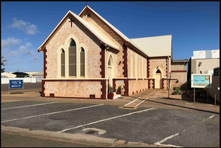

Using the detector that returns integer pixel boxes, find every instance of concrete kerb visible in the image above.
[1,126,161,147]
[1,126,116,144]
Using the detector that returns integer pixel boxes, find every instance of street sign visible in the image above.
[191,74,212,104]
[9,80,24,94]
[9,80,23,88]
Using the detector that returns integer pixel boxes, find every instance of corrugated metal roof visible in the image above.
[130,35,172,57]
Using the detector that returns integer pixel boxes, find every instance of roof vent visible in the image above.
[87,14,91,17]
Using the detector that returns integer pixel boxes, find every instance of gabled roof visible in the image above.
[79,6,148,57]
[38,10,119,52]
[130,35,172,57]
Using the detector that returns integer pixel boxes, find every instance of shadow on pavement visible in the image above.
[146,99,219,115]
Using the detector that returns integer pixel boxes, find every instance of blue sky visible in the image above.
[1,1,219,72]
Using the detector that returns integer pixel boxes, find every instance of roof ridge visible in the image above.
[131,34,172,40]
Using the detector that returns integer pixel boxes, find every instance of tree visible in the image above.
[1,56,7,73]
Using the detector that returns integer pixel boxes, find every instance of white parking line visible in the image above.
[154,133,181,147]
[1,102,59,110]
[57,108,156,133]
[202,114,215,122]
[124,97,140,106]
[1,104,104,123]
[135,98,147,107]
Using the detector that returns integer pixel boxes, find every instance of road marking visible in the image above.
[135,98,147,107]
[154,133,181,147]
[1,104,104,123]
[208,115,215,119]
[1,100,23,103]
[1,102,58,110]
[57,108,156,133]
[202,114,215,122]
[124,97,140,106]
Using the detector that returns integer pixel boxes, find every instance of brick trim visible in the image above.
[113,79,116,92]
[162,79,165,89]
[148,79,155,89]
[147,59,150,78]
[100,80,106,99]
[43,48,47,78]
[123,79,128,96]
[41,80,45,97]
[123,44,128,77]
[100,44,105,78]
[153,79,155,89]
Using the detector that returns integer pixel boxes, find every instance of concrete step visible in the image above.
[113,92,122,99]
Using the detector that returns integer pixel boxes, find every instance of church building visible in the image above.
[38,5,186,99]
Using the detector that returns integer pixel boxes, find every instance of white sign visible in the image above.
[191,74,212,88]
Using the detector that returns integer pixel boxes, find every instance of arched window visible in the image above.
[61,49,65,77]
[80,47,85,77]
[69,39,76,77]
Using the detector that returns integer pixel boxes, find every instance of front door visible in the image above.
[155,69,162,89]
[108,56,113,87]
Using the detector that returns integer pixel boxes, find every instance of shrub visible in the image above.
[109,85,113,93]
[173,87,180,95]
[117,86,122,92]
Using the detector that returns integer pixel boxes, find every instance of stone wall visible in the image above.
[148,57,168,78]
[44,80,103,99]
[128,79,148,96]
[45,17,102,79]
[171,72,187,88]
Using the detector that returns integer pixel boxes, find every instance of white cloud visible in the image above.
[9,51,19,56]
[9,18,39,35]
[1,37,21,51]
[19,43,39,59]
[26,24,38,35]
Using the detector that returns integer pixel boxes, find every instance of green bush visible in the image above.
[173,87,180,95]
[109,85,113,93]
[117,86,122,92]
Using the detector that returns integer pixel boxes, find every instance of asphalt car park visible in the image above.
[1,100,219,147]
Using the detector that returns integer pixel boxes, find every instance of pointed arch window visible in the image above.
[80,47,85,77]
[61,49,65,77]
[69,39,76,77]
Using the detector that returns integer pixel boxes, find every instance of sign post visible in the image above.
[9,80,24,94]
[191,74,212,104]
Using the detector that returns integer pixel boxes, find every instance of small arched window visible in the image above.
[61,49,65,77]
[69,39,76,77]
[80,48,85,77]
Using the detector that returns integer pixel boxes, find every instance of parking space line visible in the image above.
[1,104,104,123]
[1,102,59,110]
[154,133,181,147]
[135,98,147,107]
[124,97,140,106]
[202,114,215,122]
[57,107,156,133]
